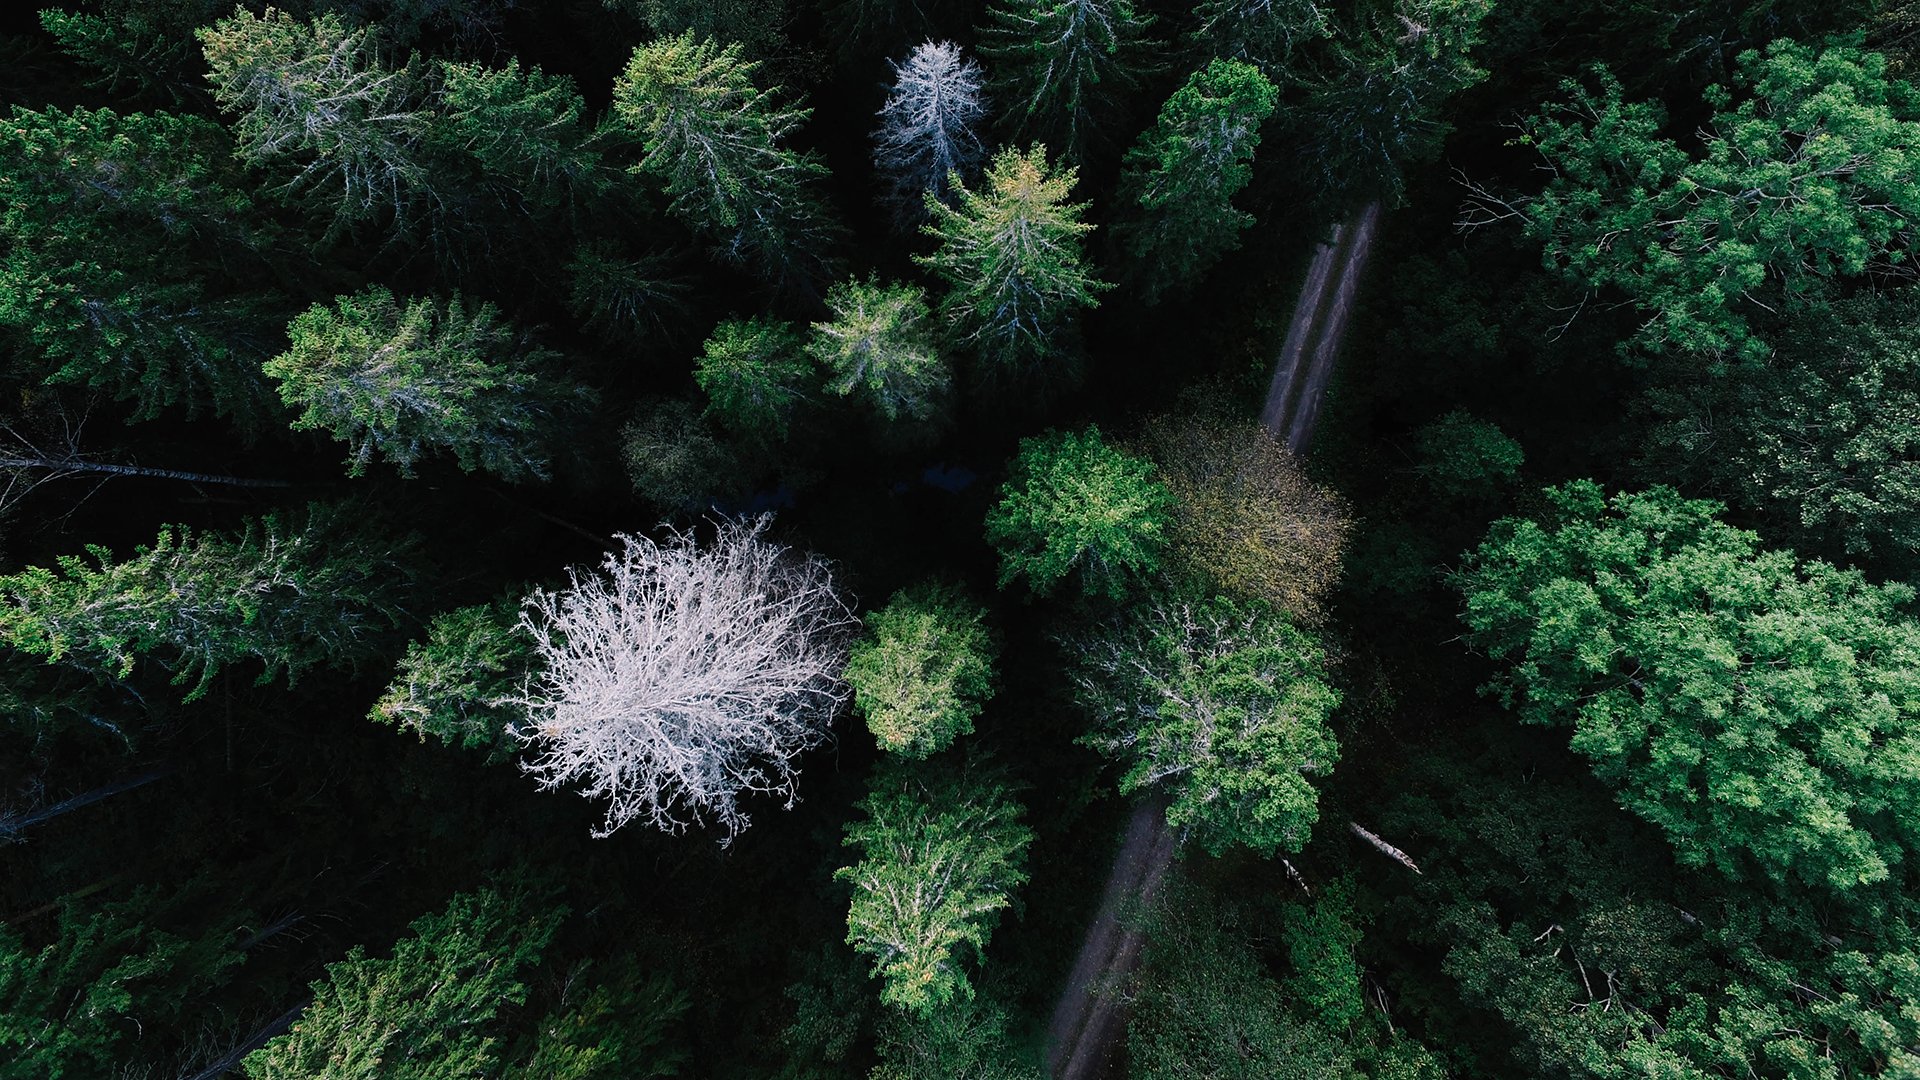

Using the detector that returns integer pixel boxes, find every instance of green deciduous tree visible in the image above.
[1074,595,1341,856]
[846,583,997,758]
[984,426,1172,599]
[837,764,1031,1015]
[0,105,281,425]
[199,9,430,234]
[244,887,563,1079]
[983,0,1152,161]
[917,146,1106,374]
[0,503,412,701]
[1117,59,1280,303]
[1516,39,1920,364]
[610,33,840,290]
[265,287,588,482]
[808,278,950,425]
[371,600,529,758]
[694,317,813,442]
[1457,482,1920,891]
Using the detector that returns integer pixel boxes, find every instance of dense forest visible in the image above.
[2,0,1919,1076]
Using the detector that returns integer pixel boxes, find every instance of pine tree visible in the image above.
[610,33,840,290]
[837,763,1032,1015]
[873,42,987,224]
[199,9,430,234]
[0,105,282,425]
[983,426,1172,598]
[693,317,813,442]
[371,600,529,759]
[916,146,1106,374]
[0,503,413,701]
[845,584,998,758]
[808,279,950,424]
[245,888,563,1079]
[1117,60,1280,303]
[983,0,1152,162]
[265,287,589,482]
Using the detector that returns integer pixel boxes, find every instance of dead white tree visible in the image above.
[514,517,856,840]
[873,41,986,223]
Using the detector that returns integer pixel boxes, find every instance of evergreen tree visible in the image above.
[694,317,813,443]
[1117,60,1280,304]
[244,887,563,1079]
[39,0,224,106]
[0,504,412,701]
[602,0,791,60]
[371,600,529,759]
[845,583,997,758]
[983,0,1152,161]
[1185,0,1330,70]
[1457,482,1920,892]
[808,279,950,425]
[1074,595,1341,856]
[517,959,687,1079]
[837,763,1032,1015]
[984,426,1172,599]
[917,146,1106,374]
[199,9,430,235]
[265,287,588,482]
[432,58,610,224]
[1517,39,1920,363]
[0,105,281,425]
[873,42,987,224]
[610,33,840,290]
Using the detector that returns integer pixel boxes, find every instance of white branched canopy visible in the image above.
[515,517,856,839]
[873,41,986,217]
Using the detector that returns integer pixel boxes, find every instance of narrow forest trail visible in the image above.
[1042,201,1384,1080]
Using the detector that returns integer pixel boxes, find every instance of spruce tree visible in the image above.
[265,287,588,482]
[808,279,950,424]
[693,317,813,443]
[873,42,988,224]
[845,584,998,758]
[983,426,1172,599]
[916,146,1106,374]
[983,0,1152,161]
[371,600,529,759]
[1117,60,1280,303]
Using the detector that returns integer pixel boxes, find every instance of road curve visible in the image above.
[1042,200,1384,1080]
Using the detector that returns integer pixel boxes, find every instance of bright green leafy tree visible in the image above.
[984,426,1172,598]
[837,764,1032,1016]
[1457,481,1920,891]
[808,278,950,424]
[0,105,281,425]
[244,887,563,1079]
[917,146,1106,374]
[610,32,840,290]
[846,583,998,758]
[1074,595,1341,856]
[1519,39,1920,363]
[1117,59,1280,303]
[265,287,588,482]
[0,504,412,701]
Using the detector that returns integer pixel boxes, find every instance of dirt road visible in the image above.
[1041,200,1384,1080]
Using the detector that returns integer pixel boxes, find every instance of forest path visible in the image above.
[1041,200,1383,1080]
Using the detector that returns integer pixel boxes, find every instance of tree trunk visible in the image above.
[0,764,177,838]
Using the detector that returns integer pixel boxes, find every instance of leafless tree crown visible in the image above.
[874,41,987,219]
[514,517,855,840]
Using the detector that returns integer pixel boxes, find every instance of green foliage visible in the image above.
[265,287,587,482]
[0,889,243,1080]
[1185,0,1330,69]
[39,0,223,104]
[1410,411,1524,503]
[1640,291,1920,559]
[610,32,839,289]
[199,9,429,234]
[1457,482,1920,891]
[1277,880,1364,1029]
[1117,59,1280,303]
[1521,40,1920,363]
[602,0,790,60]
[837,764,1032,1016]
[518,959,687,1079]
[371,600,528,758]
[695,317,813,441]
[984,0,1152,161]
[432,58,607,219]
[846,583,997,758]
[620,398,754,509]
[0,105,280,424]
[869,990,1044,1079]
[808,278,949,425]
[565,243,689,345]
[1075,595,1341,856]
[917,146,1107,374]
[245,887,563,1079]
[0,504,412,701]
[983,426,1173,599]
